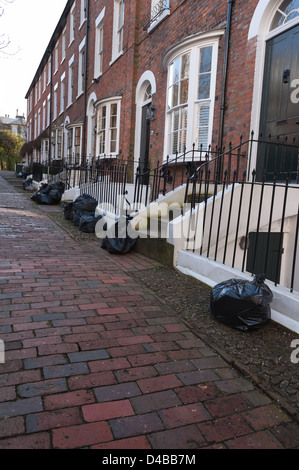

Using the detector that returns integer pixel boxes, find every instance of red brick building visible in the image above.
[24,0,299,178]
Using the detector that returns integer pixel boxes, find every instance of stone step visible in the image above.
[134,235,174,267]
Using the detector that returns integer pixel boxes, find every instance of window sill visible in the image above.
[147,9,170,33]
[93,73,102,83]
[109,51,123,66]
[79,19,87,30]
[97,154,118,160]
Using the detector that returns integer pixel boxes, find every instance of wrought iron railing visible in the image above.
[32,160,63,183]
[79,159,128,216]
[184,133,299,293]
[141,0,170,31]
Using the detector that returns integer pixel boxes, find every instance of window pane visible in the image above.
[173,109,179,132]
[270,0,299,30]
[174,57,180,82]
[99,132,105,154]
[172,83,179,107]
[181,53,190,78]
[170,107,188,154]
[196,103,210,150]
[198,74,211,100]
[199,46,212,73]
[110,128,117,153]
[98,106,106,131]
[110,114,117,129]
[180,78,189,104]
[179,107,188,152]
[110,104,117,123]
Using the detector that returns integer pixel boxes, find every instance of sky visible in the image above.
[0,0,67,119]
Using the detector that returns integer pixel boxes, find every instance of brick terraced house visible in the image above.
[25,0,299,332]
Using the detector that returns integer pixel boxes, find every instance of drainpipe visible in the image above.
[48,48,54,166]
[82,0,90,162]
[218,0,234,151]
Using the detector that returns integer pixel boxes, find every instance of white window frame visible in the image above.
[163,31,223,160]
[41,139,49,161]
[78,37,86,97]
[47,94,51,128]
[96,97,121,157]
[94,7,105,79]
[34,113,37,139]
[37,109,41,136]
[148,0,170,32]
[60,72,66,115]
[47,58,51,85]
[43,68,47,92]
[54,42,59,74]
[80,0,87,28]
[42,100,46,131]
[69,3,76,45]
[53,83,58,121]
[68,55,75,107]
[111,0,124,64]
[66,124,83,162]
[61,27,66,63]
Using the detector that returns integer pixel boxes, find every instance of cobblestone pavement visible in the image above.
[0,171,299,450]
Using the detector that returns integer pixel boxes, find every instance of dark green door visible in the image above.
[246,232,283,283]
[258,24,299,181]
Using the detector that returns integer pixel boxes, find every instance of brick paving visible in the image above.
[0,172,299,449]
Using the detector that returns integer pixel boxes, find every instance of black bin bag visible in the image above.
[209,274,273,332]
[101,216,137,254]
[79,214,102,233]
[31,180,65,205]
[64,194,98,226]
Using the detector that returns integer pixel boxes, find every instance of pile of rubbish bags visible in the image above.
[63,194,137,252]
[101,215,137,254]
[63,194,102,233]
[31,180,65,205]
[209,274,273,332]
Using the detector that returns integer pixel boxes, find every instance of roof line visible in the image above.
[25,0,75,99]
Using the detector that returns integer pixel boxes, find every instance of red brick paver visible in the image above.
[0,173,299,450]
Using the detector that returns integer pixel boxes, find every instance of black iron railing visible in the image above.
[133,145,217,207]
[32,160,63,183]
[141,0,169,31]
[79,159,128,215]
[184,133,299,293]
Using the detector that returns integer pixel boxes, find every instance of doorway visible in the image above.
[258,24,299,181]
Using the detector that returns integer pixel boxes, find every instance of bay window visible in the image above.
[164,33,222,158]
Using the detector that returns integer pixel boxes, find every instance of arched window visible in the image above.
[270,0,299,31]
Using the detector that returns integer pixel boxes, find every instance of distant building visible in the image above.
[0,113,27,140]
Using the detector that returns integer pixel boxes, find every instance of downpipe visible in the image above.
[218,0,234,152]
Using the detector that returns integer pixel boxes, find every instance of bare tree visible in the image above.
[0,0,19,56]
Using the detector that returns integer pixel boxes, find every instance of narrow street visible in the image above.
[0,172,299,450]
